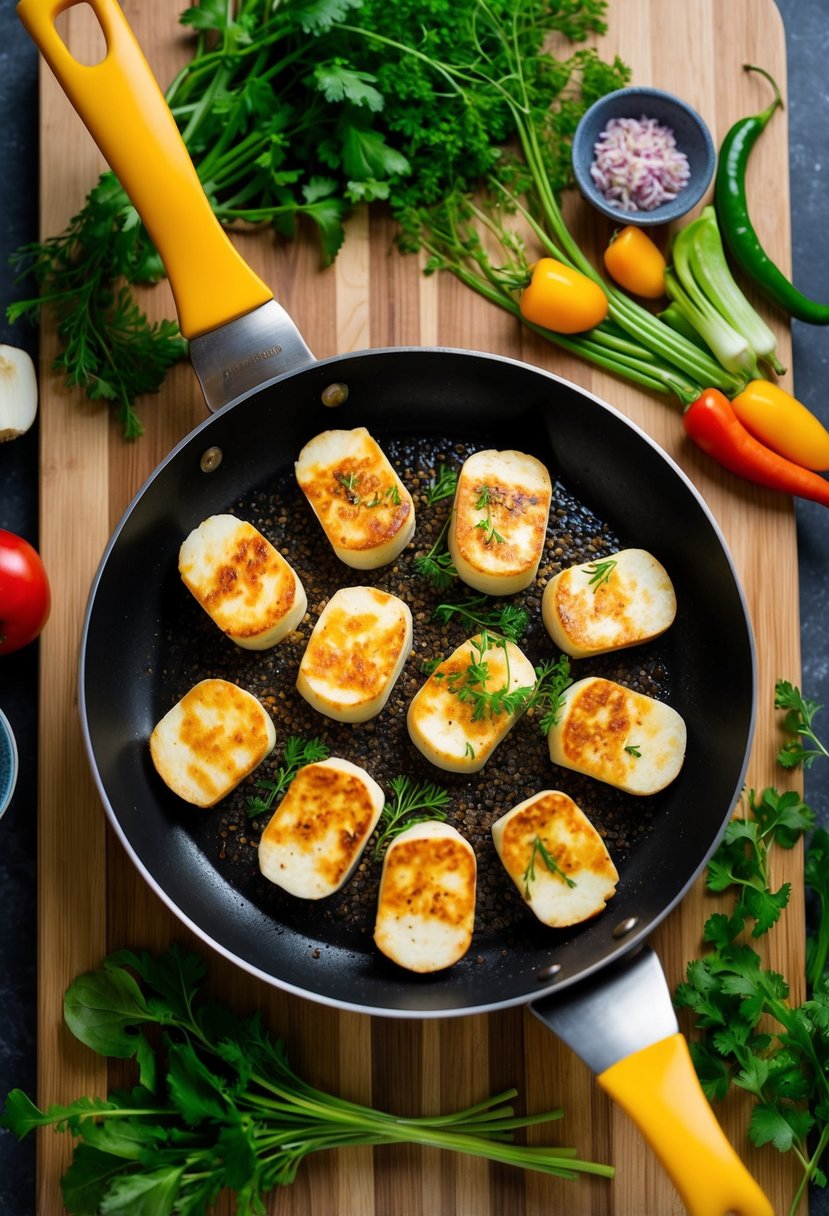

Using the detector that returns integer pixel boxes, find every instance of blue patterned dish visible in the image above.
[0,708,19,821]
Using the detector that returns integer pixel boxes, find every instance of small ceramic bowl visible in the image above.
[0,708,19,821]
[571,86,716,227]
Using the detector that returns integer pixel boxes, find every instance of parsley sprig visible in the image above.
[0,946,614,1209]
[675,684,829,1215]
[435,629,534,721]
[434,593,529,643]
[246,735,330,818]
[425,464,459,505]
[373,775,451,859]
[413,516,458,590]
[474,484,505,545]
[775,679,829,770]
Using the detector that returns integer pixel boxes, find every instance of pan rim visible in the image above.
[78,345,757,1018]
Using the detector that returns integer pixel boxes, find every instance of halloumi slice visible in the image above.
[447,449,552,595]
[542,547,676,658]
[492,790,618,927]
[150,678,276,808]
[295,427,415,569]
[407,633,536,773]
[258,757,384,899]
[374,821,476,972]
[179,514,307,649]
[547,677,686,795]
[296,586,413,723]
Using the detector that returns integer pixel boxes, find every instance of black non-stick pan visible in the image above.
[20,1,772,1211]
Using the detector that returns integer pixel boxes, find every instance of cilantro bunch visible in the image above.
[674,682,829,1216]
[0,946,614,1214]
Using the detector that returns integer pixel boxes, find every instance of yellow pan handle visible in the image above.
[599,1033,773,1216]
[17,0,272,339]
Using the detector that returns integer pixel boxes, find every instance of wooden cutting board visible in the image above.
[35,1,805,1212]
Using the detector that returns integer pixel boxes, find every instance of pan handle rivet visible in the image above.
[200,446,223,473]
[536,963,562,982]
[321,382,349,408]
[612,916,639,938]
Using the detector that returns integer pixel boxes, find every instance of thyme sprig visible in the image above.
[523,836,577,899]
[583,558,617,591]
[373,775,452,859]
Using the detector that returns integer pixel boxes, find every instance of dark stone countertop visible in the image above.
[0,2,826,1211]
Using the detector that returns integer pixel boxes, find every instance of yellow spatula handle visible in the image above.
[17,0,272,339]
[599,1032,773,1216]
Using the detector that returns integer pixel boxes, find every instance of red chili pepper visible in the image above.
[683,388,829,507]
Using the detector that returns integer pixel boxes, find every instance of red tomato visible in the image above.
[0,529,51,656]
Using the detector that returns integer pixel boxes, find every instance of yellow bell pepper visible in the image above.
[730,380,829,472]
[519,257,608,334]
[603,226,667,299]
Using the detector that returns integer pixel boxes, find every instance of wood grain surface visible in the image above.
[34,1,805,1213]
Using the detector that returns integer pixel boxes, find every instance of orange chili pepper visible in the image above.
[519,258,608,334]
[730,380,829,471]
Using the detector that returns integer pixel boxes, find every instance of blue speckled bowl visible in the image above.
[571,86,716,227]
[0,708,19,821]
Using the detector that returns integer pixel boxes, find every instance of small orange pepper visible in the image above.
[519,257,608,334]
[603,226,667,299]
[731,380,829,472]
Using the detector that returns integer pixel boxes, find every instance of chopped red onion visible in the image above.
[590,114,691,212]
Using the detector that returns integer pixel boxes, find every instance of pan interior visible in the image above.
[81,349,755,1014]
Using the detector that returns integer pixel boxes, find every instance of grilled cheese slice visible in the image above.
[295,427,415,569]
[179,514,307,650]
[258,757,384,899]
[296,586,413,723]
[542,548,676,658]
[374,821,476,972]
[447,449,551,595]
[492,790,618,927]
[150,678,276,808]
[547,677,686,795]
[407,633,536,773]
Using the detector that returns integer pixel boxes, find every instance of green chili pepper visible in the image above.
[714,65,829,325]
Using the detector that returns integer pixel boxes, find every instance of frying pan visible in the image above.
[20,1,771,1212]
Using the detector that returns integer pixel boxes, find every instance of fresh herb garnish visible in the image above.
[434,594,529,643]
[246,735,330,818]
[425,464,459,505]
[527,655,573,735]
[435,629,533,721]
[775,678,829,769]
[583,558,617,590]
[675,683,829,1215]
[373,775,451,859]
[413,516,457,590]
[523,836,577,898]
[474,484,505,545]
[624,743,641,757]
[0,946,614,1208]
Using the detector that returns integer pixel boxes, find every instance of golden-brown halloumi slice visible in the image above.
[407,632,536,773]
[374,821,476,972]
[179,514,307,650]
[447,449,551,595]
[258,757,384,899]
[542,548,676,658]
[296,586,413,723]
[149,678,276,808]
[295,427,415,569]
[492,790,618,927]
[547,676,686,795]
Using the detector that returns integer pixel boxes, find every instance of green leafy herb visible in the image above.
[435,629,534,721]
[0,946,614,1211]
[523,836,577,898]
[246,735,330,818]
[527,655,573,735]
[583,558,617,590]
[337,472,402,508]
[474,484,505,545]
[373,775,451,859]
[675,683,829,1216]
[624,743,641,757]
[775,679,829,770]
[434,594,529,643]
[425,464,459,505]
[413,516,457,590]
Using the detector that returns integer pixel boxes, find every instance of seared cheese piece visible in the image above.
[295,427,415,569]
[374,822,476,972]
[542,548,676,658]
[150,678,276,808]
[258,757,383,899]
[179,514,306,650]
[492,790,618,927]
[547,677,686,795]
[407,633,535,773]
[297,586,413,723]
[447,449,551,595]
